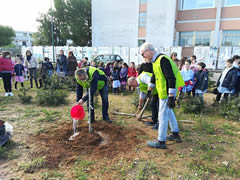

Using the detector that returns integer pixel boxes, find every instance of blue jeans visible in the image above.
[158,98,179,142]
[86,84,109,121]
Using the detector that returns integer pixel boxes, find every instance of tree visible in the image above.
[0,25,15,47]
[35,0,91,46]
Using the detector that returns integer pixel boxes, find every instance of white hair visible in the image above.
[140,42,156,53]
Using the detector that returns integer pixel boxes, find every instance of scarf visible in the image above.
[27,55,31,62]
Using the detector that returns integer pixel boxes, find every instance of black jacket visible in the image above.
[194,69,208,91]
[217,67,238,91]
[235,68,240,91]
[139,62,153,74]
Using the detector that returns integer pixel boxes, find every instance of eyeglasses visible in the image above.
[141,50,147,57]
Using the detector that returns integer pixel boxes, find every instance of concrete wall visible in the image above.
[146,0,176,47]
[92,0,139,47]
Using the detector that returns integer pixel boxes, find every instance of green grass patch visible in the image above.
[20,157,46,173]
[41,171,65,179]
[74,158,94,180]
[37,109,60,122]
[24,109,41,118]
[0,140,20,160]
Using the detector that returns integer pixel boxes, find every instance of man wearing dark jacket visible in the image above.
[75,66,111,123]
[140,43,184,149]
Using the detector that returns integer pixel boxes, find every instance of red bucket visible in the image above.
[70,105,85,120]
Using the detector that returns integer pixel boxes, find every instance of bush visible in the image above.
[36,89,68,106]
[181,95,205,114]
[219,97,240,121]
[18,88,32,104]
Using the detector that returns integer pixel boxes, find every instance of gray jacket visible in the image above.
[25,56,38,69]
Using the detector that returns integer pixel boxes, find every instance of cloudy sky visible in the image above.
[0,0,52,32]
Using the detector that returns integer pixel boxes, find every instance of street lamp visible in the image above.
[51,0,55,63]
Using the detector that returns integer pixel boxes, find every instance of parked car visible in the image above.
[93,54,124,64]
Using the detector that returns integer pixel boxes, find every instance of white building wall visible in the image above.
[92,0,139,47]
[146,0,176,48]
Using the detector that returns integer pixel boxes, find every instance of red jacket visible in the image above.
[128,67,137,77]
[0,57,14,72]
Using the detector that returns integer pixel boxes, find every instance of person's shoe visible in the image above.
[166,133,182,143]
[147,140,167,149]
[152,123,159,130]
[145,122,155,126]
[103,117,112,123]
[9,92,14,97]
[5,93,9,97]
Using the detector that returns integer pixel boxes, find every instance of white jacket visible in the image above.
[25,56,38,69]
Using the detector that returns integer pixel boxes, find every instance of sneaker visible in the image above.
[145,122,155,126]
[5,93,9,97]
[147,140,167,149]
[9,92,14,97]
[152,123,159,130]
[166,134,182,143]
[103,118,112,123]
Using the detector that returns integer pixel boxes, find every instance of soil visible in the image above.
[31,121,146,169]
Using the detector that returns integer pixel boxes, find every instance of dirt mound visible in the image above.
[32,122,146,169]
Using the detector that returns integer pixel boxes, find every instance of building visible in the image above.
[92,0,240,55]
[14,31,34,47]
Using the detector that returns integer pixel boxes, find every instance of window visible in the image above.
[225,0,240,6]
[138,39,145,46]
[179,31,211,47]
[22,41,27,46]
[181,0,214,10]
[222,30,240,46]
[139,12,147,27]
[195,31,211,46]
[140,0,147,4]
[179,32,194,46]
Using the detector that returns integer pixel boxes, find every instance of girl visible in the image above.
[0,52,14,96]
[112,66,120,94]
[14,59,25,89]
[194,62,208,103]
[216,59,238,102]
[120,63,128,91]
[25,50,39,88]
[180,59,194,94]
[127,62,137,92]
[190,55,198,73]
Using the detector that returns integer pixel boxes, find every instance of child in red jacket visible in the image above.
[127,62,137,92]
[0,52,14,96]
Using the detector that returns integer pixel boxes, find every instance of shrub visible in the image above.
[36,89,68,106]
[18,88,32,104]
[219,97,240,121]
[181,95,205,114]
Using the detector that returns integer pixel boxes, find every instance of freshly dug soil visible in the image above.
[32,121,146,169]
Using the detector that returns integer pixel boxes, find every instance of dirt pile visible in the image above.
[32,122,146,169]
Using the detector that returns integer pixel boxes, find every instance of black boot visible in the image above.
[21,83,24,88]
[39,79,43,88]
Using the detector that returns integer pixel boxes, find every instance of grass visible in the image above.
[24,109,41,118]
[37,109,60,122]
[19,157,46,173]
[0,140,21,160]
[74,158,94,180]
[41,171,65,179]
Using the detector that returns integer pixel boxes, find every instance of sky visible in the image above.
[0,0,52,32]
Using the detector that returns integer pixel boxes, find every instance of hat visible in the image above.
[0,121,10,146]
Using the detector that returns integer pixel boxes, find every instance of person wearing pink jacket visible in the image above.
[0,51,14,96]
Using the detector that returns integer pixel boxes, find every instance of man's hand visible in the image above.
[167,96,175,109]
[77,99,85,105]
[146,90,152,99]
[138,104,142,110]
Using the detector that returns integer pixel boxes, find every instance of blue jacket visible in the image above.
[14,64,24,76]
[217,67,238,91]
[194,69,208,91]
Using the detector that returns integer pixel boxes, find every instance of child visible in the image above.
[194,62,208,103]
[127,62,137,92]
[120,63,128,91]
[112,66,120,94]
[14,59,25,89]
[180,59,194,94]
[216,59,238,102]
[178,59,194,106]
